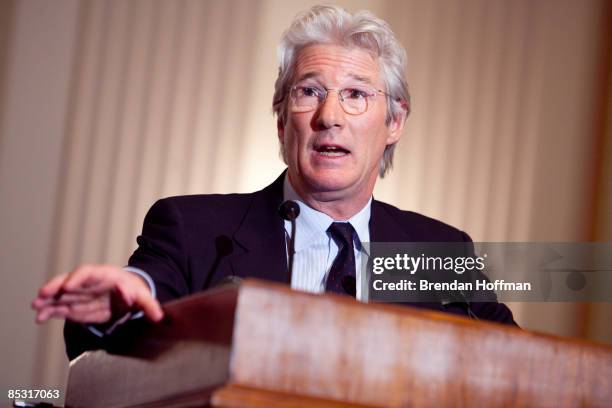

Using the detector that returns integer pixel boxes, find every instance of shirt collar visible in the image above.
[283,173,371,252]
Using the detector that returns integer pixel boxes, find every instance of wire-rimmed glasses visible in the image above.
[288,85,388,115]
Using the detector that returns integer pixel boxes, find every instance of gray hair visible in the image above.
[272,5,411,177]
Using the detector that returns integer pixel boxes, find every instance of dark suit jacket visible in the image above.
[64,172,516,359]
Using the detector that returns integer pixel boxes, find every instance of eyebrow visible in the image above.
[295,72,319,82]
[348,74,374,85]
[295,72,375,85]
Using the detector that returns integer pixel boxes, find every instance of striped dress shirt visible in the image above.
[283,175,371,301]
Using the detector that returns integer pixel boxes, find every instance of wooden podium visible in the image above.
[65,280,612,407]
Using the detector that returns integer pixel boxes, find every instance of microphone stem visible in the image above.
[287,217,296,283]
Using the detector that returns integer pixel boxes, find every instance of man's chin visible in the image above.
[303,173,358,196]
[289,166,366,198]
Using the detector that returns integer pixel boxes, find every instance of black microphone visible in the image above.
[424,266,479,320]
[278,200,300,283]
[441,290,478,320]
[278,200,300,221]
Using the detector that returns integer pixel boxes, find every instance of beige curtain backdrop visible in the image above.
[0,0,610,399]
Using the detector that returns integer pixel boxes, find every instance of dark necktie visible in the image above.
[325,222,357,297]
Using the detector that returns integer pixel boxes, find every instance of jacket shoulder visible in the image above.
[138,192,260,239]
[156,192,256,220]
[374,200,470,242]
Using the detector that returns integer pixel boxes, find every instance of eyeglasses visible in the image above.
[288,85,388,115]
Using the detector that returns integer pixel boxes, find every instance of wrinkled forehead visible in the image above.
[293,44,384,87]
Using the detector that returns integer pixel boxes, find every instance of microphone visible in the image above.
[441,290,478,320]
[278,200,300,283]
[278,200,300,221]
[424,266,479,320]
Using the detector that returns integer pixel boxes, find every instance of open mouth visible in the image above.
[314,144,350,157]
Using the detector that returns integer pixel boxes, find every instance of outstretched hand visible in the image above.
[32,265,164,324]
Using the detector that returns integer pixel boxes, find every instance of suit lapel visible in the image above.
[369,199,445,312]
[369,199,413,242]
[228,172,289,284]
[211,179,446,313]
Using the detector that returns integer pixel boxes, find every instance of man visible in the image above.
[33,5,516,360]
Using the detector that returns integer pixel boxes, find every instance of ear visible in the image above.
[277,118,285,144]
[386,110,406,145]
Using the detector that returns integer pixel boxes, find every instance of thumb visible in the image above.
[113,275,163,322]
[134,289,164,322]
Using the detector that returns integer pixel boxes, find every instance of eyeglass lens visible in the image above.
[290,86,371,115]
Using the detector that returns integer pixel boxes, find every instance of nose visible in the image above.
[313,90,346,130]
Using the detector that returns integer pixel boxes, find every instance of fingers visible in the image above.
[36,265,117,300]
[35,304,70,323]
[114,274,164,322]
[35,292,96,307]
[37,273,69,298]
[33,265,123,324]
[33,264,164,325]
[134,289,164,322]
[62,265,119,292]
[34,292,111,323]
[35,303,111,324]
[66,298,112,323]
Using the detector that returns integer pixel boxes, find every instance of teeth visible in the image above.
[319,151,346,157]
